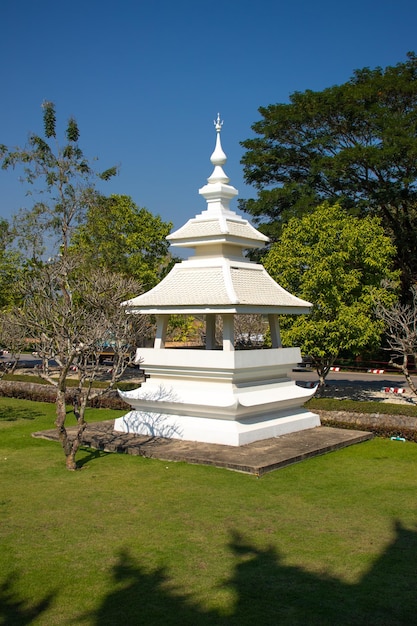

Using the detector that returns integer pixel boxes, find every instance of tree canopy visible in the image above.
[0,218,23,309]
[70,194,174,290]
[240,52,417,293]
[263,203,399,386]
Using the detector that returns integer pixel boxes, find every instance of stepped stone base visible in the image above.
[113,347,320,446]
[114,408,320,446]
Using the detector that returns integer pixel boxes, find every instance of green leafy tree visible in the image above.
[70,194,174,290]
[263,203,399,388]
[166,315,203,344]
[0,218,23,308]
[241,52,417,293]
[0,218,26,376]
[1,101,117,256]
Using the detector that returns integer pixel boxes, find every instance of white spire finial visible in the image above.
[199,114,238,213]
[214,113,223,133]
[208,114,228,183]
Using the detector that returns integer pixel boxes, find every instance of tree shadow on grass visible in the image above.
[84,549,213,626]
[227,522,417,624]
[83,520,417,625]
[0,571,55,625]
[76,447,111,468]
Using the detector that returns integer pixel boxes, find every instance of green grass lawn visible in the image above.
[1,397,417,625]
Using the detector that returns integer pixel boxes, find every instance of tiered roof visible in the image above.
[123,116,311,315]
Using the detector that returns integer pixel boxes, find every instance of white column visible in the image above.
[222,314,235,351]
[268,314,282,348]
[206,314,216,350]
[154,315,168,349]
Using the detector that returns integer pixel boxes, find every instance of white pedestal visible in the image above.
[114,347,320,446]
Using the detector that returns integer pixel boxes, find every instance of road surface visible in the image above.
[290,367,416,392]
[3,353,415,391]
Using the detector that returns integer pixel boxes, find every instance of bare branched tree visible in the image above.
[7,257,151,469]
[234,314,267,348]
[192,314,267,348]
[0,315,27,377]
[375,286,417,396]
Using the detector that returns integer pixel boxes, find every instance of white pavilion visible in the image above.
[114,116,320,445]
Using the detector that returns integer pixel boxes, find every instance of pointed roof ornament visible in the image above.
[214,112,223,133]
[207,113,229,184]
[167,114,269,249]
[124,116,312,315]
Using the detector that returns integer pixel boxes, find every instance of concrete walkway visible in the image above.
[33,421,373,475]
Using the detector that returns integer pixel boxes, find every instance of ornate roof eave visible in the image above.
[122,261,312,313]
[167,216,269,249]
[122,115,313,320]
[124,304,312,315]
[168,236,266,250]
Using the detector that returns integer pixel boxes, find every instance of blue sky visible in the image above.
[1,0,416,241]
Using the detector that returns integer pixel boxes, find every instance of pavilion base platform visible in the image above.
[33,423,374,475]
[114,408,320,447]
[113,346,320,446]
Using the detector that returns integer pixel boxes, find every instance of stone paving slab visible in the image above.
[33,421,373,475]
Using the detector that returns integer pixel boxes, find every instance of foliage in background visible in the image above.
[0,220,27,380]
[264,203,399,387]
[0,218,23,308]
[154,314,267,348]
[234,314,267,348]
[376,285,417,396]
[70,194,175,290]
[241,52,417,295]
[166,315,203,343]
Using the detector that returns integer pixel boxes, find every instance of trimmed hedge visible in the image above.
[307,396,417,418]
[317,409,417,443]
[2,373,141,391]
[0,380,133,410]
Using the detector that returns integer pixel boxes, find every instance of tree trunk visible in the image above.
[317,373,326,393]
[314,358,334,396]
[390,355,417,398]
[55,387,78,470]
[69,389,88,469]
[65,451,78,471]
